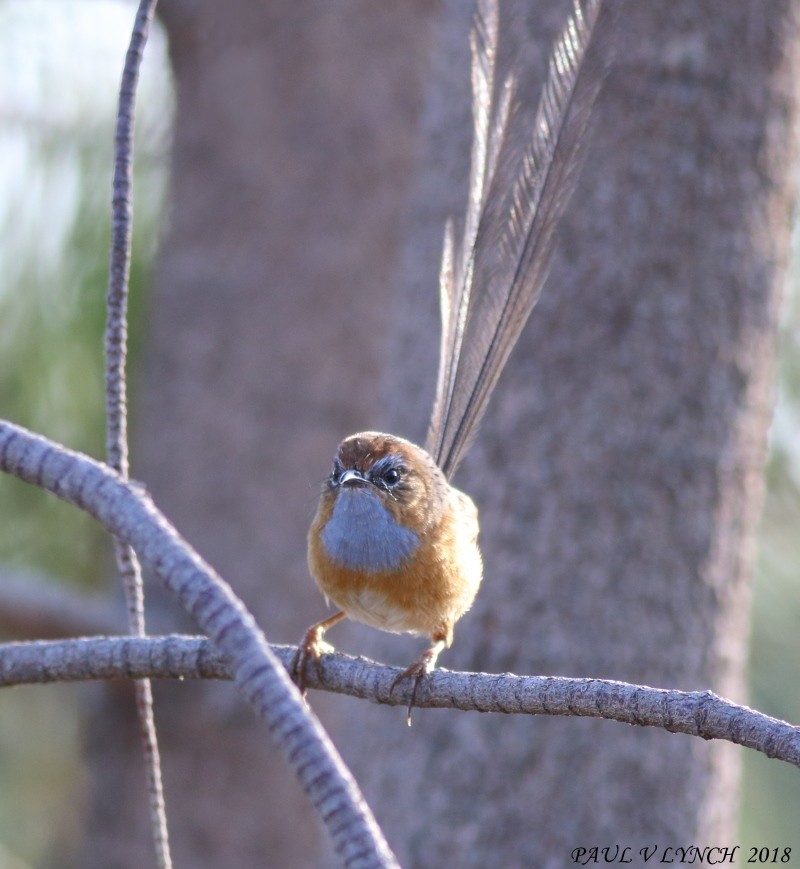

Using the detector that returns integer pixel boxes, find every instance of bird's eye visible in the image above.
[382,467,401,486]
[330,465,341,484]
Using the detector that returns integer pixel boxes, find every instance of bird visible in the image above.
[294,0,607,722]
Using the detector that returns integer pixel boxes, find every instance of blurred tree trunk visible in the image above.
[344,2,800,866]
[74,0,800,867]
[77,1,436,866]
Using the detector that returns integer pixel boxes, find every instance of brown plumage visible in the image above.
[294,0,609,721]
[308,433,481,644]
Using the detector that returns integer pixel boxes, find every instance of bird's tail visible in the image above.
[427,0,612,479]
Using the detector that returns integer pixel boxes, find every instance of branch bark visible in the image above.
[1,635,798,769]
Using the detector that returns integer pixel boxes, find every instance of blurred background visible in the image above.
[0,0,797,864]
[0,3,171,863]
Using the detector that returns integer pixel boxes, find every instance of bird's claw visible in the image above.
[391,658,433,727]
[291,629,335,695]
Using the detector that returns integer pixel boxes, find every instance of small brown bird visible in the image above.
[305,432,482,703]
[295,0,606,720]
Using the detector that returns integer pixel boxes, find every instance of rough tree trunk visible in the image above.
[74,0,800,866]
[342,1,800,866]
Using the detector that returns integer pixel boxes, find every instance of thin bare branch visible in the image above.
[105,1,152,476]
[0,419,398,869]
[311,654,800,768]
[2,635,798,771]
[0,636,230,685]
[105,1,169,864]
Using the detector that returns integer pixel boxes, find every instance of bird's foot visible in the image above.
[391,641,445,726]
[292,627,332,695]
[291,612,345,695]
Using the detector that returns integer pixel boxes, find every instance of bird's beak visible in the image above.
[339,469,368,488]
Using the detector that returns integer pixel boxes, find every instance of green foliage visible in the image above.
[0,3,173,864]
[0,1,172,587]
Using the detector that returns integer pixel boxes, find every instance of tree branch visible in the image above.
[0,420,397,869]
[2,633,798,769]
[104,1,169,864]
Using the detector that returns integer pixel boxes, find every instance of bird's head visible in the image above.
[318,431,448,539]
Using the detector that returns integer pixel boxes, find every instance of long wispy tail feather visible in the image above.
[427,0,611,478]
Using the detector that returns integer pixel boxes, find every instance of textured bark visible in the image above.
[342,1,800,866]
[73,0,800,866]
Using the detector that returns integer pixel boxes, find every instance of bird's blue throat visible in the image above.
[322,487,419,573]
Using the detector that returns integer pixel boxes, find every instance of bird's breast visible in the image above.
[320,487,419,573]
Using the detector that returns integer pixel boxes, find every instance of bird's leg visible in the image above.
[292,610,346,695]
[391,633,447,726]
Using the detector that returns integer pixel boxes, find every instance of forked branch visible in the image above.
[0,419,398,869]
